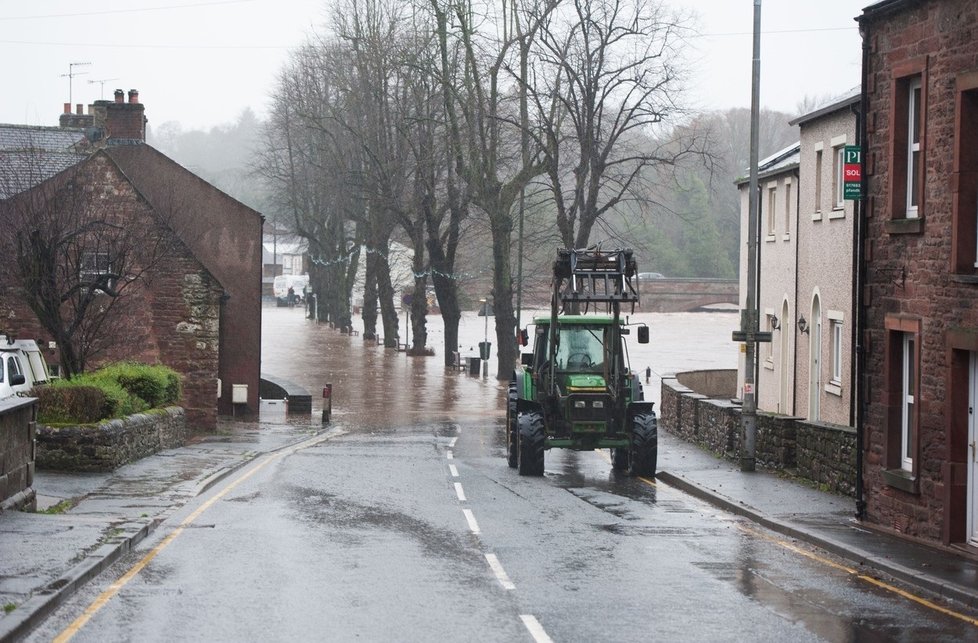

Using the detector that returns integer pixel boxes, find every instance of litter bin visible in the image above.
[468,357,481,376]
[478,341,491,361]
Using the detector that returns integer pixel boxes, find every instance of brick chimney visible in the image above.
[92,88,147,144]
[59,101,94,129]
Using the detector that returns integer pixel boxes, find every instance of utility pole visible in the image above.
[731,0,770,472]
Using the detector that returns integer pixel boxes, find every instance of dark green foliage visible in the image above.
[93,362,182,408]
[34,385,108,424]
[36,362,182,425]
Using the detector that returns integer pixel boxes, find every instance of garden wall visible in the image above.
[36,406,187,472]
[661,371,856,497]
[0,396,38,512]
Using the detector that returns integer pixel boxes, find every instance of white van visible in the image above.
[0,336,51,399]
[273,274,310,306]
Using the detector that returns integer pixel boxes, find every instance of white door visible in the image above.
[968,352,978,546]
[809,297,821,421]
[779,302,789,414]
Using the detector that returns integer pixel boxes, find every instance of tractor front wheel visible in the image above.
[517,412,545,476]
[610,447,628,471]
[506,383,518,468]
[627,413,658,478]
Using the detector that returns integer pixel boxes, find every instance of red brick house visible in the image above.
[0,91,263,429]
[858,0,978,548]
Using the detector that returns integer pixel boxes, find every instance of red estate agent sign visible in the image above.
[843,145,862,200]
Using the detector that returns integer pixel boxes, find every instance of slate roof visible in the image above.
[734,142,801,186]
[0,124,91,199]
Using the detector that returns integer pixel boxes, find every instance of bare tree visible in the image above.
[0,147,182,377]
[430,0,554,377]
[528,0,707,250]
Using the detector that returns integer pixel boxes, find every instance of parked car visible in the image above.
[0,336,51,399]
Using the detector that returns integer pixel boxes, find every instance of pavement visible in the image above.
[2,420,978,641]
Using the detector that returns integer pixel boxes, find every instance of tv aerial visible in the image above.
[87,78,120,100]
[60,62,91,105]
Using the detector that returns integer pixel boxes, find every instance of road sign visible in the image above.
[844,145,862,200]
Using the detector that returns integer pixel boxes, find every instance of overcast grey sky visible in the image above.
[0,0,863,132]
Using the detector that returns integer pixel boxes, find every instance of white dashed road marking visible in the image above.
[520,615,554,643]
[449,464,459,477]
[462,509,481,534]
[484,553,516,590]
[454,482,466,502]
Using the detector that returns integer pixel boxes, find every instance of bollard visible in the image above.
[645,366,651,384]
[322,384,332,423]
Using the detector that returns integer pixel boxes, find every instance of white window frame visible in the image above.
[814,148,823,215]
[901,333,916,472]
[766,185,777,239]
[906,76,922,219]
[832,145,845,210]
[783,180,792,240]
[79,251,113,290]
[830,320,843,384]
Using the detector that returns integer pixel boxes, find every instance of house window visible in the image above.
[79,252,113,290]
[767,185,776,238]
[906,77,922,218]
[887,63,926,229]
[883,315,920,490]
[830,319,843,385]
[815,149,823,214]
[833,145,845,209]
[901,332,916,472]
[950,79,978,274]
[784,182,792,237]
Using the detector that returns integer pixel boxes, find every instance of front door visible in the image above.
[968,352,978,546]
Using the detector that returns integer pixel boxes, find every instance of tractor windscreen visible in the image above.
[555,326,606,371]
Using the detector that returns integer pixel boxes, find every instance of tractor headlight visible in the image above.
[592,401,604,409]
[574,400,586,408]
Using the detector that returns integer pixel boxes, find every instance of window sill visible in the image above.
[763,359,774,371]
[825,382,842,397]
[812,212,823,222]
[881,468,918,494]
[765,234,777,243]
[782,233,791,242]
[828,209,846,220]
[885,217,924,235]
[949,274,978,285]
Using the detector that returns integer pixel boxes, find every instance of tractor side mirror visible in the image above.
[637,326,649,344]
[519,328,529,346]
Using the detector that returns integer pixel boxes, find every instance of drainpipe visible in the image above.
[792,167,801,416]
[852,16,870,521]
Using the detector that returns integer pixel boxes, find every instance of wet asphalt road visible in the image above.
[26,306,977,641]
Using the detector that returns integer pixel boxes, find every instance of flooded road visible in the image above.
[259,304,740,424]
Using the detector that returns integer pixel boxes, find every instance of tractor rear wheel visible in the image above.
[517,412,545,476]
[506,383,518,468]
[627,413,658,478]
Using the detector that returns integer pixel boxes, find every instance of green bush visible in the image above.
[35,384,108,424]
[88,362,182,408]
[36,362,182,425]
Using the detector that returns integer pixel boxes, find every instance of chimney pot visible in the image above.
[76,104,83,115]
[63,103,71,114]
[114,89,124,104]
[128,89,139,104]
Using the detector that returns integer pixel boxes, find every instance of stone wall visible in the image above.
[35,407,187,472]
[0,397,38,511]
[661,371,856,497]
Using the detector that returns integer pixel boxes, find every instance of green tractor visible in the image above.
[507,248,657,477]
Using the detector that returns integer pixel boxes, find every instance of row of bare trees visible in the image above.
[255,0,707,377]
